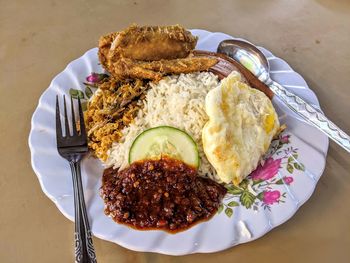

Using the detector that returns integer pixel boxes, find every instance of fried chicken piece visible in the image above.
[98,32,119,72]
[98,25,197,72]
[98,24,218,80]
[112,57,218,80]
[110,24,197,60]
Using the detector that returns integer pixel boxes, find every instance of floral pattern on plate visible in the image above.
[220,133,305,217]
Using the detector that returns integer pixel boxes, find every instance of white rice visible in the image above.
[106,72,220,181]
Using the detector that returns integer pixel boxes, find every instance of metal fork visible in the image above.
[56,95,97,263]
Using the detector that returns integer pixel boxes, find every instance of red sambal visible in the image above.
[100,157,227,233]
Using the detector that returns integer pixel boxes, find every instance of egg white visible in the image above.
[202,71,280,185]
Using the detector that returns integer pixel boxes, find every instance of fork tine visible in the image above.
[70,96,78,136]
[63,95,70,137]
[77,97,87,139]
[56,95,63,139]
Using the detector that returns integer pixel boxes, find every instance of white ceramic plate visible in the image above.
[29,30,329,255]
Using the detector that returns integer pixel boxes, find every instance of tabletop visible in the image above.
[1,0,350,262]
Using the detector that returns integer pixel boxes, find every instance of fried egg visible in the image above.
[202,71,280,185]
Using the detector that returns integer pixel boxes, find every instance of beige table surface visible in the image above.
[1,0,350,262]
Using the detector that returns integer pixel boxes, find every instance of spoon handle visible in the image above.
[269,80,350,153]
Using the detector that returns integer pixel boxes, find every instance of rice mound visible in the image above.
[106,72,220,181]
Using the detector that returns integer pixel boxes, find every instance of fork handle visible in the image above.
[70,161,97,263]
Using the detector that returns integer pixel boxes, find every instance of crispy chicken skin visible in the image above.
[112,57,218,81]
[98,24,218,80]
[109,24,197,61]
[98,32,118,72]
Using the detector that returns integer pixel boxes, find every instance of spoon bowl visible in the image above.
[217,39,270,83]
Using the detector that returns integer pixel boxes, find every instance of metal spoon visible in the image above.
[217,39,350,153]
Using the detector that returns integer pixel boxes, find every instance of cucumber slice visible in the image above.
[129,126,199,168]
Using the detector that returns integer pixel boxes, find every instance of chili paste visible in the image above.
[101,157,227,233]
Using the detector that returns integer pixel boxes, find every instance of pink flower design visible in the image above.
[250,157,281,181]
[280,135,290,144]
[263,190,281,205]
[283,176,293,185]
[86,72,103,83]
